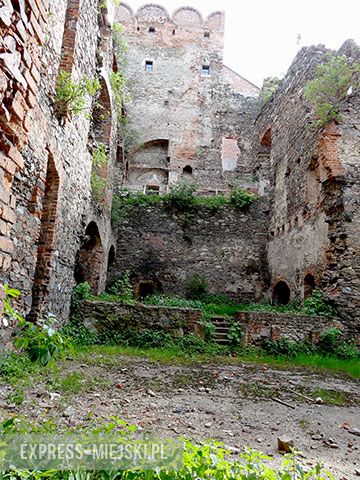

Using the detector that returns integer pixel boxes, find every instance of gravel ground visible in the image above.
[0,354,359,478]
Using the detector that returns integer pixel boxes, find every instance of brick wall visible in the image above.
[0,0,46,273]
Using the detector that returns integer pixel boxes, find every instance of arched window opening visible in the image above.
[183,165,193,176]
[304,274,315,298]
[74,222,104,294]
[28,154,60,321]
[272,280,291,305]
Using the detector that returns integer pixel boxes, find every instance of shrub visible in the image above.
[305,53,360,127]
[106,271,135,304]
[229,187,256,209]
[262,338,316,358]
[187,273,208,300]
[72,282,91,301]
[129,329,173,349]
[164,181,196,211]
[227,321,244,348]
[260,76,282,103]
[303,289,337,318]
[54,70,100,118]
[14,315,73,366]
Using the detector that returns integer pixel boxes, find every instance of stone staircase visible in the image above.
[212,316,232,345]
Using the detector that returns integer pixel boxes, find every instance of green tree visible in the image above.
[305,54,360,127]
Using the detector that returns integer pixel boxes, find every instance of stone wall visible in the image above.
[115,3,260,193]
[109,200,270,302]
[235,311,344,345]
[252,40,360,338]
[0,0,119,322]
[73,300,203,338]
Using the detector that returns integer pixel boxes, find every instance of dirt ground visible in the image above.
[1,353,359,479]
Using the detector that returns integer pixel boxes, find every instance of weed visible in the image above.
[186,273,208,299]
[14,314,73,366]
[229,187,257,209]
[54,70,100,118]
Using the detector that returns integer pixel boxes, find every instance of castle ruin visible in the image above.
[0,0,360,341]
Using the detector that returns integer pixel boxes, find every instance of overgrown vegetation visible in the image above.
[305,53,360,127]
[260,76,282,103]
[111,183,257,223]
[91,142,108,204]
[0,415,335,479]
[54,70,101,118]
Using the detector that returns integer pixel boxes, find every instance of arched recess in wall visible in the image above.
[183,165,193,176]
[304,273,316,298]
[90,75,113,201]
[260,127,272,154]
[107,245,116,274]
[28,154,60,321]
[59,0,80,74]
[272,280,291,305]
[74,222,104,294]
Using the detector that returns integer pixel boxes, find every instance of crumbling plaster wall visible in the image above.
[115,3,260,193]
[0,0,118,321]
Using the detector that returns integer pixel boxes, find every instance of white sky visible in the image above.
[124,0,360,87]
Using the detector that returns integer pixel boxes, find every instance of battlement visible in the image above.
[114,3,224,32]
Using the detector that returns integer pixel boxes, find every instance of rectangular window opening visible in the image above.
[204,31,210,38]
[145,61,153,72]
[149,27,155,33]
[202,65,210,76]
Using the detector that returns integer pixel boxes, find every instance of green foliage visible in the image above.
[91,143,108,204]
[106,271,135,304]
[186,273,208,299]
[229,187,257,209]
[128,329,173,349]
[305,53,360,127]
[177,334,222,356]
[111,187,257,224]
[303,289,337,318]
[318,327,359,359]
[73,282,91,301]
[14,315,73,366]
[54,70,101,118]
[164,181,197,211]
[261,76,282,103]
[113,23,128,63]
[227,321,244,348]
[2,284,23,324]
[262,338,316,358]
[0,352,34,382]
[0,414,335,478]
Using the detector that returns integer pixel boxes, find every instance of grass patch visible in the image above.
[75,345,360,379]
[311,388,350,406]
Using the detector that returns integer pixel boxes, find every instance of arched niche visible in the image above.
[272,280,291,305]
[74,222,104,294]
